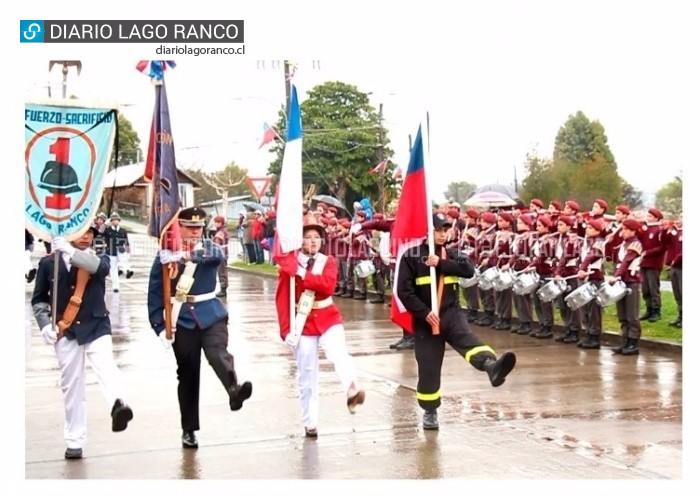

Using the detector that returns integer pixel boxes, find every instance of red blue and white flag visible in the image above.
[259,121,280,149]
[369,159,388,174]
[136,60,176,82]
[390,125,429,332]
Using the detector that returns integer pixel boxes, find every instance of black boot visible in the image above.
[422,410,439,430]
[395,336,415,350]
[671,316,682,328]
[483,352,517,387]
[516,322,532,335]
[340,290,354,298]
[369,295,385,304]
[562,331,580,344]
[216,286,228,297]
[466,309,479,323]
[353,292,367,300]
[648,308,661,323]
[621,338,640,355]
[228,381,253,411]
[26,268,37,283]
[494,318,512,331]
[475,311,494,327]
[333,287,345,296]
[389,336,406,349]
[612,337,629,354]
[534,325,553,339]
[640,306,652,321]
[182,430,198,449]
[111,399,133,432]
[528,324,542,337]
[580,334,601,349]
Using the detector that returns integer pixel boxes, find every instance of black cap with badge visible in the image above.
[178,206,207,227]
[432,212,451,229]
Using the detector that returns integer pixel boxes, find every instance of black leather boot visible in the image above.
[483,352,517,387]
[229,381,253,411]
[516,322,532,335]
[466,309,479,323]
[580,334,601,349]
[535,325,553,339]
[111,399,133,432]
[621,338,640,355]
[475,311,494,327]
[369,295,385,304]
[648,308,661,323]
[340,290,354,298]
[422,410,439,430]
[612,337,629,354]
[640,306,652,321]
[395,336,415,350]
[182,430,198,449]
[353,292,367,300]
[494,319,512,331]
[562,331,580,344]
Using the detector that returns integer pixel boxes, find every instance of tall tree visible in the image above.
[443,181,477,204]
[185,162,249,208]
[655,174,683,216]
[520,150,557,203]
[620,178,644,209]
[266,81,396,208]
[112,112,142,166]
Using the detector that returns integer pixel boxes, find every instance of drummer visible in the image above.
[488,212,516,331]
[552,216,584,344]
[505,213,537,335]
[575,218,607,349]
[473,212,498,327]
[608,218,644,355]
[525,215,557,339]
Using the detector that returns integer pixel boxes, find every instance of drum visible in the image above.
[536,279,568,303]
[458,269,480,288]
[564,282,597,311]
[477,266,499,290]
[492,270,515,292]
[512,271,540,295]
[595,281,631,307]
[354,260,376,278]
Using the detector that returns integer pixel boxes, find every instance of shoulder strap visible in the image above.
[57,268,91,337]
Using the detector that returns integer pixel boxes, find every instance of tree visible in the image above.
[620,179,644,209]
[655,174,682,216]
[185,162,249,210]
[112,112,142,166]
[266,81,396,208]
[520,150,557,203]
[443,181,477,204]
[544,111,623,205]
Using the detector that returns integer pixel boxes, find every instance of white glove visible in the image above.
[159,329,175,350]
[159,249,182,264]
[350,223,362,235]
[51,236,76,257]
[40,324,58,345]
[284,332,300,348]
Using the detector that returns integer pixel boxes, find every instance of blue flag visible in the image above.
[145,81,181,249]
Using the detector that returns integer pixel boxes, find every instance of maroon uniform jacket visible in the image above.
[578,236,606,281]
[664,226,682,268]
[639,222,668,270]
[553,232,582,278]
[614,237,643,284]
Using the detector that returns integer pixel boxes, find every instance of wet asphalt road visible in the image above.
[24,233,683,480]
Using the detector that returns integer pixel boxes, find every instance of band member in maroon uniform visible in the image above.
[507,214,536,335]
[552,216,583,343]
[639,207,668,322]
[608,219,644,355]
[576,219,606,349]
[526,216,557,338]
[664,213,682,328]
[473,212,497,327]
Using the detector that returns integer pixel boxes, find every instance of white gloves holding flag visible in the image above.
[284,331,300,349]
[40,324,58,345]
[350,223,362,235]
[51,236,76,257]
[159,249,182,264]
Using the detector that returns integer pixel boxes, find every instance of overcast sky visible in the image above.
[18,0,699,205]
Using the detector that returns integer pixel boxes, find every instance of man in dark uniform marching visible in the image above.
[396,213,516,430]
[147,207,253,449]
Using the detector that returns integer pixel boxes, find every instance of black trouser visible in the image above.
[557,279,582,331]
[462,285,479,311]
[413,306,495,412]
[616,282,641,339]
[641,268,662,310]
[217,257,229,289]
[374,259,390,295]
[533,280,554,326]
[670,267,682,315]
[479,287,495,312]
[173,318,237,431]
[495,288,512,320]
[347,259,367,294]
[513,292,533,324]
[581,280,603,335]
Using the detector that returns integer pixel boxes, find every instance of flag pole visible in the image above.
[421,114,439,332]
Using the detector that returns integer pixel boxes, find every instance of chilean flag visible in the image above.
[273,85,304,337]
[259,122,279,149]
[390,126,428,333]
[136,60,176,82]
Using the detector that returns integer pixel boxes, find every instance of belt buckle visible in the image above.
[174,291,187,303]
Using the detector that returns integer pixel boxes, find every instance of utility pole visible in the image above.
[256,59,321,114]
[48,60,82,99]
[378,103,386,212]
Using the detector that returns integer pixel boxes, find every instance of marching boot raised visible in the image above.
[483,351,517,387]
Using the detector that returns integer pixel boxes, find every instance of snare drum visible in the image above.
[564,282,597,310]
[512,271,540,295]
[492,270,515,292]
[595,281,631,307]
[458,269,480,288]
[536,279,568,303]
[477,266,499,290]
[354,260,376,278]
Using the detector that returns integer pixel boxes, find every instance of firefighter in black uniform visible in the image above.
[396,213,517,430]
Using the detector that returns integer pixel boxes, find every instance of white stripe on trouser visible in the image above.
[293,324,358,429]
[109,254,131,290]
[55,334,127,449]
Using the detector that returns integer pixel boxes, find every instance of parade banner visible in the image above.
[25,98,117,241]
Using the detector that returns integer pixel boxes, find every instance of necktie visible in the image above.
[307,257,315,270]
